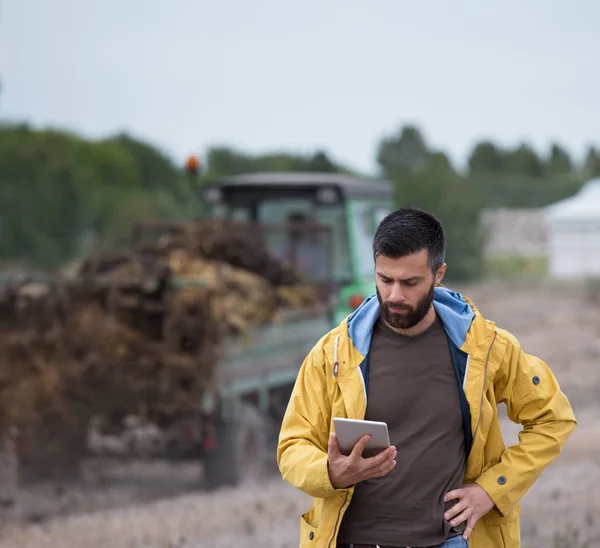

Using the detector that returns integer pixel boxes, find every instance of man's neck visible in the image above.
[384,305,437,337]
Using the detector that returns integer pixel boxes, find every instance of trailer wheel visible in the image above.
[202,402,269,490]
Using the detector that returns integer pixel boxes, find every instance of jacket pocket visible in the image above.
[482,502,521,526]
[471,510,520,548]
[300,509,318,546]
[498,515,521,547]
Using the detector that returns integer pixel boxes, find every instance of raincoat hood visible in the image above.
[347,286,475,356]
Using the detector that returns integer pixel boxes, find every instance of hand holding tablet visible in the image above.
[327,418,397,490]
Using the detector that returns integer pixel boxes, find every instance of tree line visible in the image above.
[1,122,598,278]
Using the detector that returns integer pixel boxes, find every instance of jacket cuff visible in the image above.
[474,467,513,517]
[319,456,350,496]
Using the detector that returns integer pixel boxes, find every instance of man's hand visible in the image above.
[327,432,397,490]
[444,483,495,540]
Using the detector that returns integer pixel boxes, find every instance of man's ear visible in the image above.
[435,263,447,285]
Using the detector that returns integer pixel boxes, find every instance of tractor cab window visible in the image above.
[257,199,351,283]
[208,190,353,284]
[212,203,251,223]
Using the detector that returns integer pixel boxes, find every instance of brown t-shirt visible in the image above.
[337,314,466,547]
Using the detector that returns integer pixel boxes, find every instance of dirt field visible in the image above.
[0,281,598,547]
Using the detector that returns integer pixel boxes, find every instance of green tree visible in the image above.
[377,125,430,177]
[110,133,186,191]
[0,124,189,269]
[309,150,337,172]
[583,146,600,179]
[377,126,484,281]
[546,143,573,176]
[205,147,259,177]
[468,141,505,173]
[504,143,544,177]
[203,146,347,179]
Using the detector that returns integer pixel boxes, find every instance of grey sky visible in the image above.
[1,0,598,174]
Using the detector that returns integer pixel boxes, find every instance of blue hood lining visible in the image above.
[347,287,475,355]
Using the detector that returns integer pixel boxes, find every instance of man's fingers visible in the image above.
[350,434,372,458]
[449,509,470,529]
[463,516,476,540]
[368,447,397,476]
[373,458,395,475]
[444,487,465,503]
[444,499,467,521]
[368,445,397,466]
[367,457,397,479]
[381,458,397,475]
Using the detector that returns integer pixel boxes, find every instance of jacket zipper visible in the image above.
[327,491,349,548]
[472,332,497,444]
[329,332,347,546]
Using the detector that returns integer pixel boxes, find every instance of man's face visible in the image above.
[375,250,446,330]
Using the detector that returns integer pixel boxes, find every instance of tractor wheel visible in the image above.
[202,402,269,490]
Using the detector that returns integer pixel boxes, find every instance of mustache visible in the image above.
[385,302,412,311]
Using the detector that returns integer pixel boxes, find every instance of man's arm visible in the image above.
[277,342,344,499]
[474,330,577,517]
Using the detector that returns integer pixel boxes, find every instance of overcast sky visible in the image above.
[1,0,598,174]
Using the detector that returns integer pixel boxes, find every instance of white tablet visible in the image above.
[333,417,391,458]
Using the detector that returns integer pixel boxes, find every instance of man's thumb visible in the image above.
[328,432,340,456]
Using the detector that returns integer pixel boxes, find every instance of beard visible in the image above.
[377,282,435,330]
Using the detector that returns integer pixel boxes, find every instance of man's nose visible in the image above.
[389,284,405,302]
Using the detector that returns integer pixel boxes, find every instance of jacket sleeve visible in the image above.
[475,330,577,516]
[277,341,346,499]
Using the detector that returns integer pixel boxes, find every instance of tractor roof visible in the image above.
[217,172,393,199]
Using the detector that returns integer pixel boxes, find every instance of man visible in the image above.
[277,208,576,548]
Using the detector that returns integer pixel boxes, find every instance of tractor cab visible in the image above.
[202,172,394,322]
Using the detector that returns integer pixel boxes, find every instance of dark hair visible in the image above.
[373,207,446,271]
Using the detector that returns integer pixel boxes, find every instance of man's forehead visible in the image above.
[375,251,430,270]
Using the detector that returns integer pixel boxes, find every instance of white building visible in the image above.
[545,178,600,279]
[480,208,548,259]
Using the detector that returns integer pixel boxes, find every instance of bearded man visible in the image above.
[277,207,576,548]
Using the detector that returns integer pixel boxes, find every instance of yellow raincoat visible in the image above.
[277,287,576,548]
